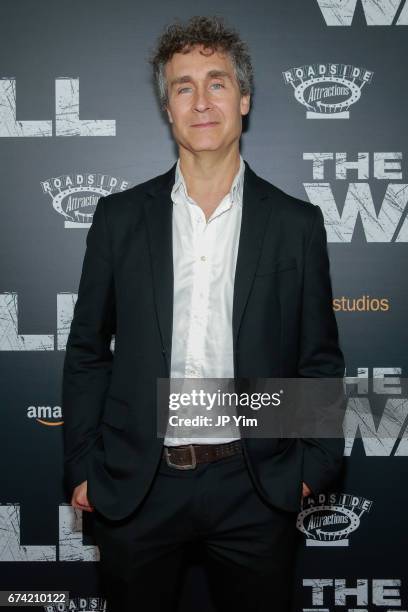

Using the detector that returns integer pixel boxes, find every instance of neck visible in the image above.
[178,148,241,200]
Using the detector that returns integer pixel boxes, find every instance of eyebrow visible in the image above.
[169,69,231,89]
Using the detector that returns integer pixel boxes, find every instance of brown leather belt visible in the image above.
[163,440,242,470]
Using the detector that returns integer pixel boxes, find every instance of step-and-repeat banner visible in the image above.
[1,0,407,610]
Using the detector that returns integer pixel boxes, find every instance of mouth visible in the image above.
[191,122,219,128]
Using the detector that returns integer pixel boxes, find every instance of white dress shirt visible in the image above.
[164,155,245,446]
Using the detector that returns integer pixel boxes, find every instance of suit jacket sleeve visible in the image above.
[298,204,345,496]
[62,196,116,495]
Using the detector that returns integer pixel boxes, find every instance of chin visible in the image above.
[189,138,221,149]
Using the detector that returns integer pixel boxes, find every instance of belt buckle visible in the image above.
[164,444,197,470]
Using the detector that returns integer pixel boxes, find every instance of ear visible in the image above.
[166,105,174,124]
[240,94,251,116]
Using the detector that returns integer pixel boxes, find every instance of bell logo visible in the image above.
[316,0,408,26]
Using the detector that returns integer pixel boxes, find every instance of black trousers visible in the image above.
[91,449,300,612]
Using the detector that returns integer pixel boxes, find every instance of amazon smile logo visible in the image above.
[27,404,64,427]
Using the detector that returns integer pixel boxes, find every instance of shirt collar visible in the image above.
[171,155,245,208]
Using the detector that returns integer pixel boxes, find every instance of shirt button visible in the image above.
[200,255,206,262]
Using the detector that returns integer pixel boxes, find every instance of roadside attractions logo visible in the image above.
[41,173,130,228]
[42,597,106,611]
[282,63,373,119]
[297,492,372,546]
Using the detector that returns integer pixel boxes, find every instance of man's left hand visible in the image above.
[302,482,312,498]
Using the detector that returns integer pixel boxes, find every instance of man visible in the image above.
[62,15,345,612]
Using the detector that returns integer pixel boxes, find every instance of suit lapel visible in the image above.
[142,159,273,372]
[143,164,177,371]
[232,161,272,348]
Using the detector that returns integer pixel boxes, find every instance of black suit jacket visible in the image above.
[62,159,345,521]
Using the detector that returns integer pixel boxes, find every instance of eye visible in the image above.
[178,87,191,94]
[211,83,224,89]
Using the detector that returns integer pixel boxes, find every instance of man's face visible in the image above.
[164,44,250,154]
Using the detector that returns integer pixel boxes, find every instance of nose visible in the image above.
[193,87,212,113]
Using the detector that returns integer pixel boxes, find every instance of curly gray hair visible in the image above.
[147,15,254,111]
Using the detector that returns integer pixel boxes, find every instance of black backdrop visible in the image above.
[1,0,407,610]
